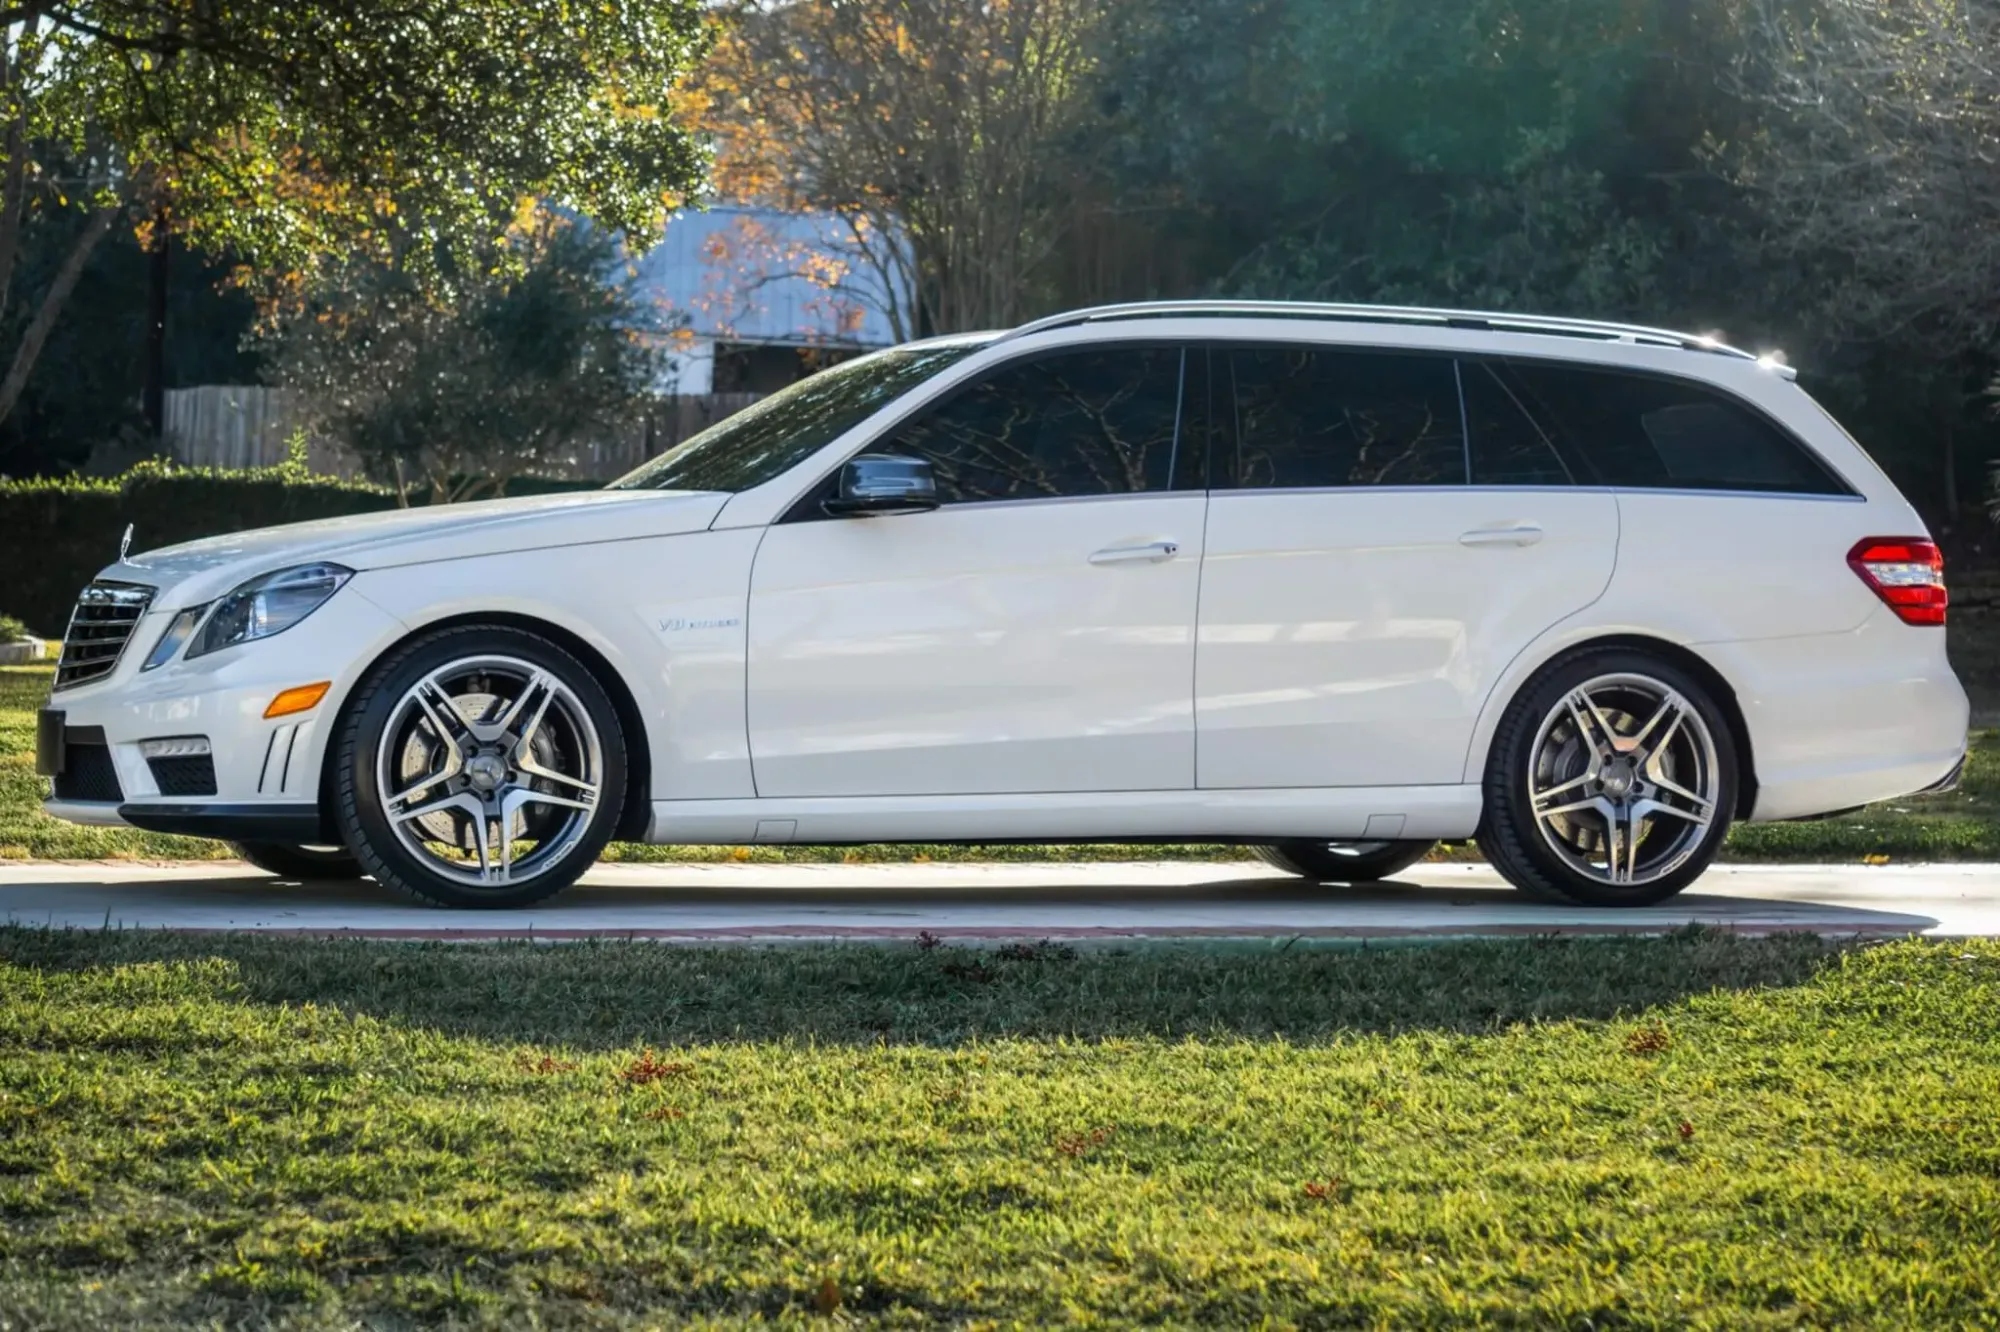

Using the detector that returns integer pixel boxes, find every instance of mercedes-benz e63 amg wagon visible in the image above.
[38,302,1968,907]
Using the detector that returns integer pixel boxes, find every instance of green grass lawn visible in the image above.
[7,660,1998,864]
[2,929,1997,1326]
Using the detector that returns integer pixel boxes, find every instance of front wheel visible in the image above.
[332,625,628,909]
[1251,840,1436,882]
[1478,649,1738,907]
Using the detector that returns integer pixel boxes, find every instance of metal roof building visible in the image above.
[628,205,912,393]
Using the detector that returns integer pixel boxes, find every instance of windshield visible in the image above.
[609,343,983,493]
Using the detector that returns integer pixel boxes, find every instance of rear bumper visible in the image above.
[1712,615,1970,823]
[1918,755,1966,796]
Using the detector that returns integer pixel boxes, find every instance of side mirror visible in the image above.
[823,454,940,517]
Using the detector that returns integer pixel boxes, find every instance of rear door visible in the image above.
[1194,344,1619,789]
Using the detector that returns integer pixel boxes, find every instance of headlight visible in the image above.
[141,603,209,671]
[186,563,353,660]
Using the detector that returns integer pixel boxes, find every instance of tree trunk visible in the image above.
[143,207,171,437]
[0,29,30,322]
[0,202,122,430]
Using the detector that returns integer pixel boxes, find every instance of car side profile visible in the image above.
[36,301,1969,908]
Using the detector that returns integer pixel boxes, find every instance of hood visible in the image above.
[105,489,729,608]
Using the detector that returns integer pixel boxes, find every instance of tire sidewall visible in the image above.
[334,626,628,909]
[1254,840,1436,882]
[1484,649,1738,907]
[230,840,365,881]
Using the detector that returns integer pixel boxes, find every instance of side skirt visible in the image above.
[644,786,1482,846]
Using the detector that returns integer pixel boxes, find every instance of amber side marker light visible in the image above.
[264,682,332,719]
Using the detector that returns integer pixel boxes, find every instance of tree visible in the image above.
[0,182,259,475]
[1081,0,1755,324]
[0,0,708,447]
[695,0,1106,338]
[1726,0,2000,349]
[263,214,668,504]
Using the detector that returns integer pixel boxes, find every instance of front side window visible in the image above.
[1226,346,1465,489]
[609,343,981,493]
[1504,360,1849,495]
[885,346,1187,504]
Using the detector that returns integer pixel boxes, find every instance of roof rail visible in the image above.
[996,300,1781,371]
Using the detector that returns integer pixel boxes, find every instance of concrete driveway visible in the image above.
[3,859,1998,941]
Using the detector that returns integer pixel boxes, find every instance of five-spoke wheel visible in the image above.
[332,626,627,908]
[1480,650,1737,906]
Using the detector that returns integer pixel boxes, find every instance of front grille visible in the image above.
[147,754,217,797]
[55,581,155,690]
[53,742,123,802]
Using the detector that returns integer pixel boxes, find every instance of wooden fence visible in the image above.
[163,386,763,482]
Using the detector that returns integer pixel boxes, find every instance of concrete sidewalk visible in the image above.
[3,859,1997,941]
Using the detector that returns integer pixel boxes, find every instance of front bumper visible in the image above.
[37,585,407,840]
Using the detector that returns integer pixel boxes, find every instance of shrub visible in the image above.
[0,614,30,643]
[0,462,399,638]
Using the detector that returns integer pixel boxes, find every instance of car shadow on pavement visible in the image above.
[0,865,1944,934]
[0,865,1943,1050]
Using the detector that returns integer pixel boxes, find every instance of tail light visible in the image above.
[1848,538,1947,626]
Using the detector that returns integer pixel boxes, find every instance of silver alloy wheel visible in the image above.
[373,654,605,889]
[1525,672,1720,888]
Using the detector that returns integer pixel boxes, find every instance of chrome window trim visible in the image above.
[910,489,1203,517]
[1209,483,1868,502]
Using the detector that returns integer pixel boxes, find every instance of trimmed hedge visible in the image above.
[0,464,399,638]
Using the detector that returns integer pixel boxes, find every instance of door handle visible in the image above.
[1089,540,1180,566]
[1459,524,1544,548]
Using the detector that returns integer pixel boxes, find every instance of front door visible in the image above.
[1195,344,1619,790]
[747,343,1206,798]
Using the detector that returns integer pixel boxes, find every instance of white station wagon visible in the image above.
[37,302,1968,908]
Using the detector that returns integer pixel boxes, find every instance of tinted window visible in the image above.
[1228,347,1465,488]
[609,344,979,492]
[1505,361,1847,495]
[1464,362,1575,486]
[887,347,1187,504]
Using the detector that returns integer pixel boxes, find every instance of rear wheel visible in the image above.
[333,625,628,909]
[1250,840,1436,882]
[1478,649,1737,907]
[229,841,365,881]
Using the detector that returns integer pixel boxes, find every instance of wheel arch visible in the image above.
[318,610,656,843]
[1465,632,1758,820]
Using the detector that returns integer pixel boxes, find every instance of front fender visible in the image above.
[345,527,762,802]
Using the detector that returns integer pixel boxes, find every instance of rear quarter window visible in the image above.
[1502,360,1851,496]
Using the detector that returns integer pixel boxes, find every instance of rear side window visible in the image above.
[888,346,1187,504]
[1505,361,1848,495]
[1226,346,1465,488]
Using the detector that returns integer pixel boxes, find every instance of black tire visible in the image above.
[229,840,366,881]
[1250,840,1436,882]
[1478,648,1738,907]
[332,624,628,909]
